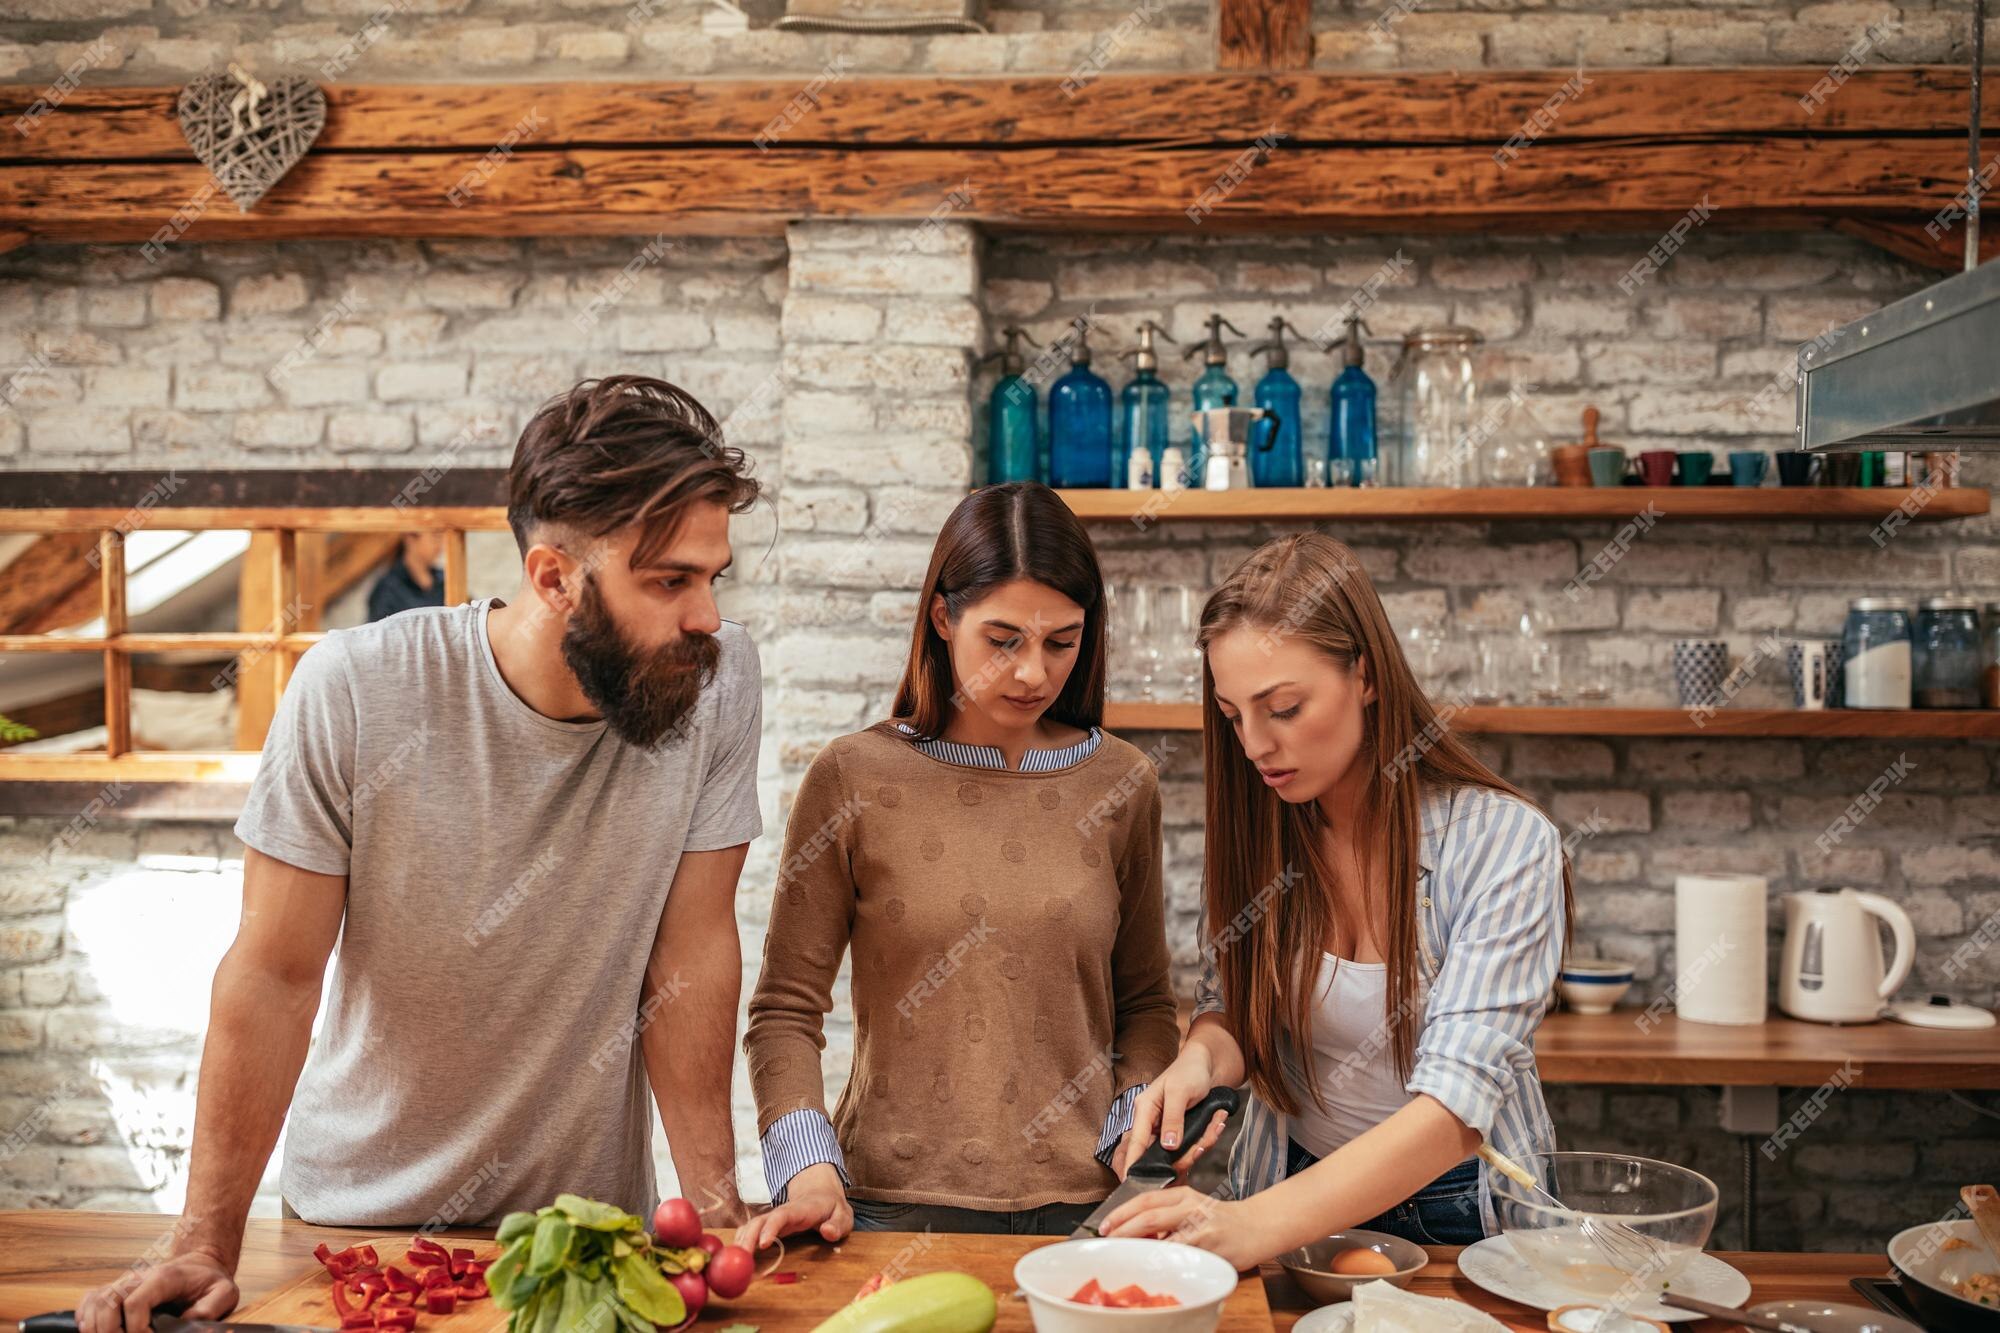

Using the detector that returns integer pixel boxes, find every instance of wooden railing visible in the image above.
[0,506,504,782]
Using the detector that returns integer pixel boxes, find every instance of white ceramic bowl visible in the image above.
[1559,959,1635,1015]
[1014,1237,1239,1332]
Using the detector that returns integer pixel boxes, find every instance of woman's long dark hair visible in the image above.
[1199,533,1574,1114]
[891,483,1107,739]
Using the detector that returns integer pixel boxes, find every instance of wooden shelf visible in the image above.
[1107,702,2000,739]
[1056,486,1990,523]
[1536,1010,2000,1089]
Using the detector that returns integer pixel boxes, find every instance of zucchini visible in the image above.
[810,1272,997,1333]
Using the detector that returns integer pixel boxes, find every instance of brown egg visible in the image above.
[1330,1247,1400,1276]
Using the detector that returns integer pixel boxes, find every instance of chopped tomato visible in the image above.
[1070,1278,1181,1309]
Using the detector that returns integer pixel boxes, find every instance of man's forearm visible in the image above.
[178,955,322,1269]
[640,941,743,1217]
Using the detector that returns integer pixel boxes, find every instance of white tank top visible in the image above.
[1286,953,1418,1159]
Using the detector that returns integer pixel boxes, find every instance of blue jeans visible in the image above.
[848,1196,1097,1236]
[1285,1139,1486,1246]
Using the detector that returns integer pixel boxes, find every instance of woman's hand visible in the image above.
[1112,1046,1228,1180]
[734,1163,852,1253]
[1099,1187,1274,1272]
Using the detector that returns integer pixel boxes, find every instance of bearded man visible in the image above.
[76,376,765,1333]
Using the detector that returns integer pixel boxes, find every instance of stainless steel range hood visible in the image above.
[1795,258,2000,452]
[1798,0,1997,451]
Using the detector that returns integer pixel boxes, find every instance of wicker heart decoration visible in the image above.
[175,68,326,212]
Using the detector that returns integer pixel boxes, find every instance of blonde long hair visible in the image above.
[1197,533,1573,1115]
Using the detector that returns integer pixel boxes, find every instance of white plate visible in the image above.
[1456,1234,1751,1324]
[1292,1303,1353,1333]
[1748,1300,1923,1333]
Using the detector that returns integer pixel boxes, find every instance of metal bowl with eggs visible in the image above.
[1277,1228,1429,1302]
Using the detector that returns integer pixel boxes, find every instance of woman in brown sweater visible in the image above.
[738,483,1181,1244]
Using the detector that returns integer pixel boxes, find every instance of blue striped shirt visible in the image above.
[1196,782,1564,1235]
[759,722,1139,1204]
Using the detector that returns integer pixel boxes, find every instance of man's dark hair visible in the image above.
[507,375,761,568]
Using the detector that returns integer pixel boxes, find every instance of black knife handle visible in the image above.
[23,1299,188,1333]
[21,1314,77,1333]
[1131,1085,1240,1176]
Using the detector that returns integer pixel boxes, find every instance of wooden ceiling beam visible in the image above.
[0,69,1987,160]
[0,139,1973,244]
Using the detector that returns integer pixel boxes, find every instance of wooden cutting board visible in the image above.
[236,1232,1272,1331]
[236,1237,507,1333]
[676,1231,1274,1330]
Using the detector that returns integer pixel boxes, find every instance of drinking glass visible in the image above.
[1157,585,1203,702]
[1107,582,1160,703]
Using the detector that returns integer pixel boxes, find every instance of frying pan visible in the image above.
[1888,1220,2000,1331]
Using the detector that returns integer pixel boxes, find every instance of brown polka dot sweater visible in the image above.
[745,720,1180,1210]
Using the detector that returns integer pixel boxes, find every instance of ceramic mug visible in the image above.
[1678,452,1715,486]
[1729,451,1769,487]
[1672,638,1730,709]
[1775,451,1820,486]
[1553,443,1594,487]
[1785,638,1844,710]
[1824,452,1861,487]
[1586,447,1628,487]
[1637,450,1677,486]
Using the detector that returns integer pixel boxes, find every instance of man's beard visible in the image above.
[560,574,719,749]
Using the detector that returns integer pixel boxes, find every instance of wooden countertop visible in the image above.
[0,1212,1900,1333]
[1534,1010,2000,1089]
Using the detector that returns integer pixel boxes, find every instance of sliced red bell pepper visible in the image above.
[456,1273,489,1301]
[421,1266,453,1290]
[375,1308,417,1330]
[425,1290,457,1316]
[352,1246,379,1269]
[380,1266,416,1295]
[449,1248,474,1278]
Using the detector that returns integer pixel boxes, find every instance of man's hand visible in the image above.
[733,1163,852,1254]
[76,1249,238,1333]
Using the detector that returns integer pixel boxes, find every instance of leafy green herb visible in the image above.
[496,1195,684,1333]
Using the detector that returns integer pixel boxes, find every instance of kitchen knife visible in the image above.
[1071,1084,1240,1239]
[22,1312,334,1333]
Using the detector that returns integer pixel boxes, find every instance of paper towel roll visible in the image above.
[1673,873,1768,1026]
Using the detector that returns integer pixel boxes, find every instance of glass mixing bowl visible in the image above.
[1491,1151,1719,1303]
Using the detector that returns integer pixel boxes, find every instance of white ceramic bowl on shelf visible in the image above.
[1559,958,1635,1014]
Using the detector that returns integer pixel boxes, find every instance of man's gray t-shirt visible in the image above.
[234,597,762,1225]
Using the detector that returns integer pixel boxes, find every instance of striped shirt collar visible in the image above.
[893,721,1103,773]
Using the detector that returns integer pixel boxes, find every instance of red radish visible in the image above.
[668,1269,706,1320]
[696,1233,725,1259]
[651,1198,703,1249]
[705,1245,753,1299]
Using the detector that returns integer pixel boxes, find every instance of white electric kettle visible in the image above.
[1778,887,1915,1023]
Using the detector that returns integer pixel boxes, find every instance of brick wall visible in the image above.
[8,0,1988,88]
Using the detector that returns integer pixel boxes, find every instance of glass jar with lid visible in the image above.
[1842,598,1913,709]
[1388,326,1484,488]
[1914,597,1982,708]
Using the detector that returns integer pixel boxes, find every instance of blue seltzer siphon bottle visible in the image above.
[1047,317,1115,488]
[1247,316,1307,488]
[980,325,1041,485]
[1116,319,1177,489]
[1182,313,1245,485]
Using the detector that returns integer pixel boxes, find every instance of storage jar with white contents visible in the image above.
[1841,598,1913,710]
